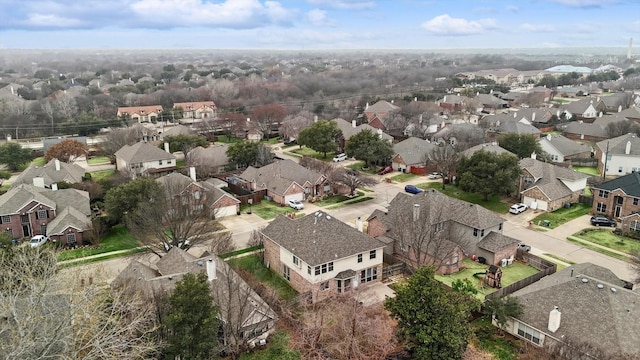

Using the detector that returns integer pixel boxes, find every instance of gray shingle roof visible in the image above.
[514,108,553,123]
[563,121,607,138]
[539,134,591,157]
[462,143,515,158]
[595,133,640,156]
[475,94,507,107]
[519,158,589,201]
[46,207,91,234]
[498,120,541,135]
[392,137,435,165]
[365,100,400,114]
[333,118,393,141]
[261,211,385,266]
[239,159,324,196]
[12,158,85,188]
[561,98,601,115]
[510,263,640,358]
[161,124,195,138]
[0,184,90,216]
[187,144,230,168]
[592,171,640,197]
[114,141,176,163]
[477,232,518,252]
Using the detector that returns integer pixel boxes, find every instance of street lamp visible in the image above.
[247,199,253,214]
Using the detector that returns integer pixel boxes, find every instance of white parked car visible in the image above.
[332,153,348,162]
[287,199,304,210]
[428,172,442,179]
[509,203,528,215]
[29,235,49,248]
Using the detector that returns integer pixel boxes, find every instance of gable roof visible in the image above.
[187,144,230,167]
[333,118,393,141]
[462,143,515,158]
[262,211,384,266]
[592,171,640,197]
[561,98,601,115]
[498,120,541,135]
[595,133,640,156]
[173,101,217,111]
[519,158,589,201]
[161,124,195,138]
[392,137,436,165]
[46,207,92,234]
[156,172,239,205]
[513,108,553,123]
[117,105,163,116]
[0,184,90,216]
[12,158,85,188]
[365,100,400,114]
[563,121,607,138]
[477,232,519,252]
[475,94,507,107]
[510,263,640,358]
[114,141,176,163]
[617,106,640,120]
[239,159,325,195]
[539,134,591,157]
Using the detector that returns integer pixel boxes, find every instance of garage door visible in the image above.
[524,196,548,211]
[216,205,238,218]
[284,192,304,203]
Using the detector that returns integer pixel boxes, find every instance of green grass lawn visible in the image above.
[566,236,629,261]
[573,166,600,176]
[228,255,298,301]
[31,157,46,166]
[87,156,111,165]
[389,173,418,182]
[346,161,380,175]
[472,318,517,360]
[531,203,590,228]
[240,200,298,220]
[261,137,281,144]
[325,196,373,210]
[553,99,571,104]
[176,159,186,167]
[59,248,148,268]
[573,228,640,255]
[89,169,115,180]
[216,135,243,143]
[239,331,300,360]
[435,258,539,299]
[290,147,334,161]
[57,224,140,261]
[314,191,363,207]
[417,183,510,214]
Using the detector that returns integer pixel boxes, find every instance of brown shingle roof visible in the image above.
[519,158,589,201]
[114,141,176,163]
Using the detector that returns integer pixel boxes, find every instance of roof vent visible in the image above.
[326,215,331,220]
[597,284,604,289]
[581,278,589,283]
[197,261,204,267]
[611,287,617,293]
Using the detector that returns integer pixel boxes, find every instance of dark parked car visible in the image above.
[517,242,531,252]
[378,166,392,175]
[404,185,422,194]
[283,139,297,146]
[590,216,616,227]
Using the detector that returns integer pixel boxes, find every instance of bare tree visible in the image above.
[209,78,239,107]
[99,125,148,157]
[605,119,640,138]
[331,168,378,196]
[279,110,315,140]
[255,143,275,167]
[424,144,460,188]
[55,92,78,120]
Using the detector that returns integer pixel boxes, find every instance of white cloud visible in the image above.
[521,23,556,32]
[627,20,640,32]
[421,14,497,35]
[307,9,329,26]
[306,0,375,10]
[546,0,617,8]
[506,5,519,12]
[24,13,87,28]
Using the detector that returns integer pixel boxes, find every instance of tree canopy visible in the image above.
[385,266,477,360]
[163,272,219,360]
[163,134,208,154]
[457,150,521,201]
[45,139,88,163]
[297,120,341,158]
[226,141,274,169]
[496,133,542,159]
[103,178,160,224]
[345,129,394,168]
[482,296,523,333]
[0,142,32,171]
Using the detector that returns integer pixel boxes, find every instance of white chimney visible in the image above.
[599,111,603,117]
[377,128,383,139]
[365,102,369,109]
[54,158,60,171]
[414,97,417,101]
[513,112,517,118]
[351,120,357,128]
[51,183,58,191]
[206,258,216,281]
[247,117,250,122]
[597,96,601,102]
[164,142,170,153]
[189,166,197,181]
[532,112,536,122]
[531,152,537,160]
[546,134,551,141]
[314,115,318,123]
[355,217,363,232]
[10,86,14,95]
[32,177,45,188]
[391,99,394,104]
[443,95,447,103]
[548,306,561,333]
[618,105,623,113]
[626,140,632,155]
[5,134,11,141]
[413,204,420,221]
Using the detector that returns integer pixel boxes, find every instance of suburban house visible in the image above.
[173,101,217,123]
[562,120,608,142]
[474,93,508,113]
[187,144,231,176]
[618,106,640,122]
[529,87,553,102]
[438,94,468,113]
[112,247,278,349]
[559,98,604,121]
[590,171,640,227]
[496,119,541,136]
[537,134,591,163]
[367,190,518,272]
[261,211,385,303]
[12,158,85,189]
[518,157,589,212]
[391,137,436,174]
[160,124,196,139]
[117,105,164,123]
[430,123,485,146]
[595,133,640,177]
[114,141,177,178]
[156,171,240,218]
[502,263,639,359]
[237,159,330,205]
[462,143,515,158]
[0,184,91,244]
[512,108,554,125]
[600,92,633,113]
[363,100,400,122]
[333,118,393,152]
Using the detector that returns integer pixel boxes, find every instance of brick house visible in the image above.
[518,157,589,212]
[261,211,385,303]
[186,144,231,176]
[12,158,85,188]
[364,100,400,122]
[438,94,468,113]
[238,159,330,205]
[333,118,393,152]
[367,189,518,271]
[117,105,163,123]
[538,134,591,163]
[595,133,640,177]
[562,121,608,142]
[590,172,640,227]
[391,137,436,174]
[172,101,217,123]
[114,141,177,178]
[0,184,91,244]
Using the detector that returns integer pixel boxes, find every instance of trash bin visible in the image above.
[543,220,551,227]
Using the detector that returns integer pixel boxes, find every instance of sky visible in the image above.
[0,0,638,50]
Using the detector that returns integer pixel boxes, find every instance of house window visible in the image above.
[320,281,329,291]
[369,250,376,260]
[599,190,609,198]
[631,221,640,232]
[0,216,8,224]
[159,160,163,165]
[619,166,623,173]
[634,198,639,206]
[357,253,363,263]
[6,229,12,237]
[40,225,47,236]
[360,267,378,283]
[480,229,485,237]
[167,160,172,164]
[315,262,334,275]
[293,255,299,267]
[435,222,444,232]
[499,223,503,231]
[607,154,612,161]
[517,322,541,345]
[20,215,29,224]
[307,265,311,275]
[596,202,607,213]
[66,233,76,244]
[283,265,290,281]
[194,191,201,200]
[473,228,478,236]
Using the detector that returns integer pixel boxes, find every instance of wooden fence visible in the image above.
[382,253,406,279]
[485,251,556,300]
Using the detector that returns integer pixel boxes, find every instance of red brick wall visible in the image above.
[1,203,56,238]
[592,188,640,219]
[51,228,85,246]
[367,218,387,238]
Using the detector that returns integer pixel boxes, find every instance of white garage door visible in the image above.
[524,196,548,211]
[285,192,304,203]
[216,205,238,218]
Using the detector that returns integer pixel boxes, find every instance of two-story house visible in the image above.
[391,137,436,174]
[173,101,217,123]
[262,211,385,303]
[559,98,604,122]
[518,157,589,211]
[363,100,400,122]
[12,158,85,189]
[333,118,393,152]
[538,134,591,163]
[114,141,177,178]
[367,189,518,271]
[595,133,640,177]
[187,144,231,176]
[0,184,91,244]
[117,105,164,123]
[590,172,640,230]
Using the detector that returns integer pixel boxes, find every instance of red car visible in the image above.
[378,166,393,175]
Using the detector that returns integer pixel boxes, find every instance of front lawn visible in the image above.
[417,183,510,214]
[531,203,590,228]
[239,331,300,360]
[315,191,363,207]
[435,258,539,299]
[346,161,380,175]
[240,200,298,220]
[289,147,335,161]
[31,157,46,167]
[227,254,298,301]
[573,228,640,255]
[87,156,111,165]
[389,173,418,182]
[472,318,517,360]
[57,224,140,261]
[573,166,600,176]
[89,169,116,180]
[216,135,243,143]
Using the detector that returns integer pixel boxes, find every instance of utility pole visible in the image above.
[602,141,610,182]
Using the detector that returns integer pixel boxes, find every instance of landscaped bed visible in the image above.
[417,183,510,214]
[57,224,140,262]
[531,203,590,229]
[346,161,379,174]
[227,254,298,301]
[288,147,335,161]
[314,191,364,207]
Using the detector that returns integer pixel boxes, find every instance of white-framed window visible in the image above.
[517,322,541,345]
[619,166,623,173]
[283,265,290,281]
[314,261,333,275]
[194,191,201,200]
[293,255,299,267]
[357,253,363,263]
[6,229,12,237]
[634,198,639,206]
[473,228,478,236]
[631,220,640,232]
[66,233,76,244]
[369,250,376,259]
[499,223,503,231]
[307,265,311,275]
[599,190,609,198]
[36,210,47,220]
[159,160,163,165]
[596,202,607,213]
[435,222,444,232]
[360,267,378,283]
[481,229,485,237]
[1,215,10,224]
[320,281,329,291]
